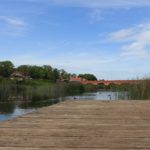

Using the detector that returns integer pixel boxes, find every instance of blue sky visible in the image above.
[1,0,150,79]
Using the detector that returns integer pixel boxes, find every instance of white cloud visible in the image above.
[107,22,150,59]
[121,42,148,58]
[136,30,150,44]
[108,29,135,42]
[0,16,26,36]
[0,16,26,28]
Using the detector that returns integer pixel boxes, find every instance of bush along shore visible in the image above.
[0,78,99,102]
[0,60,99,102]
[99,78,150,100]
[1,60,150,101]
[129,78,150,100]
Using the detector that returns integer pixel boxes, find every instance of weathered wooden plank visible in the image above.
[0,128,150,138]
[0,100,150,149]
[0,136,150,148]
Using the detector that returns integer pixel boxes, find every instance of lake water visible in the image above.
[0,91,129,121]
[66,91,129,101]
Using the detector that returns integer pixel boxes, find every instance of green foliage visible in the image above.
[17,65,61,82]
[0,79,88,102]
[105,79,150,100]
[130,79,150,100]
[17,65,31,76]
[98,83,132,92]
[117,83,132,91]
[0,60,100,102]
[0,79,12,101]
[98,83,105,89]
[29,66,44,79]
[42,65,53,80]
[0,76,3,81]
[52,68,60,82]
[59,69,70,79]
[79,74,97,81]
[66,83,84,95]
[0,61,14,77]
[106,83,122,91]
[83,84,98,92]
[0,60,98,85]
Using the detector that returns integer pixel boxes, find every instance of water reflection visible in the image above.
[0,91,128,121]
[0,102,15,114]
[20,98,64,109]
[0,106,34,121]
[66,91,129,101]
[0,98,65,121]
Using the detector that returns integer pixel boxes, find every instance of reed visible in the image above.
[130,78,150,100]
[0,80,86,102]
[0,80,12,101]
[111,78,150,100]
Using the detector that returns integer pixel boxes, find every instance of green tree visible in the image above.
[71,73,77,77]
[17,65,31,76]
[52,68,60,82]
[79,74,97,81]
[98,83,105,89]
[59,69,70,80]
[0,61,14,77]
[42,65,53,80]
[29,66,44,79]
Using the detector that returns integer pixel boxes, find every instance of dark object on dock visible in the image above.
[108,94,111,100]
[73,97,77,100]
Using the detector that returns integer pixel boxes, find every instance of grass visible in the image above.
[0,79,12,101]
[129,78,150,100]
[0,78,97,102]
[107,78,150,100]
[3,77,150,101]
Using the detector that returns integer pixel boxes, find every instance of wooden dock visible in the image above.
[0,100,150,149]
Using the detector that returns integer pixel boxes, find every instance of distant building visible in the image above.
[11,71,31,81]
[69,77,86,83]
[57,79,69,83]
[69,76,139,86]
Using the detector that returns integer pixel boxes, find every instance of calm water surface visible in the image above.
[0,91,128,121]
[67,91,129,101]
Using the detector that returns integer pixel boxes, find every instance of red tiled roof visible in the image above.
[70,78,139,85]
[69,76,139,85]
[70,77,84,82]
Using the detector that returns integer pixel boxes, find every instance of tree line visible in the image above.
[0,60,97,82]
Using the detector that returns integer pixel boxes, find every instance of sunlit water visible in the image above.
[0,91,128,121]
[66,91,129,101]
